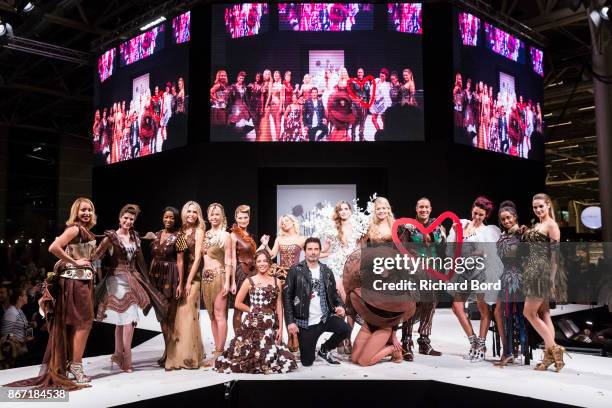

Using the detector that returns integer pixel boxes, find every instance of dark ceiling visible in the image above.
[0,0,602,207]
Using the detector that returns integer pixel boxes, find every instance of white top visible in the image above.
[308,265,323,327]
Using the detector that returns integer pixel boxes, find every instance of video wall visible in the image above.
[452,7,545,160]
[92,11,190,166]
[210,2,425,142]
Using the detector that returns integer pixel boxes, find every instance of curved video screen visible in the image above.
[92,12,190,166]
[210,2,424,142]
[452,7,544,160]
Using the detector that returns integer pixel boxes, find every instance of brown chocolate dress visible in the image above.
[5,224,96,390]
[150,230,186,300]
[230,224,256,304]
[94,230,168,325]
[202,229,229,322]
[165,229,205,369]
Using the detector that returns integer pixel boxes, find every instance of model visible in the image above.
[147,207,186,366]
[522,193,566,372]
[215,250,298,374]
[447,196,502,362]
[202,203,233,363]
[165,201,206,370]
[94,204,168,373]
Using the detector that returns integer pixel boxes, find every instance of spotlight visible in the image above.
[0,240,4,244]
[602,6,611,21]
[41,238,45,243]
[23,2,35,13]
[14,239,18,244]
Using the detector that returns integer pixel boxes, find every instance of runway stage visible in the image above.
[1,306,611,408]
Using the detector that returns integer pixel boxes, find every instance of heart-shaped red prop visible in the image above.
[347,75,376,109]
[391,211,463,282]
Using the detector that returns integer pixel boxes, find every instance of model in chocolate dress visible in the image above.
[230,205,257,334]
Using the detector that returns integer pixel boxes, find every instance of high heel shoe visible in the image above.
[470,337,487,363]
[122,352,133,373]
[111,353,123,370]
[463,335,478,360]
[493,355,515,367]
[67,362,91,383]
[534,347,554,371]
[551,345,571,372]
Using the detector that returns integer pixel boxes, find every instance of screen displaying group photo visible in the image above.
[210,2,425,142]
[452,7,545,160]
[92,11,190,166]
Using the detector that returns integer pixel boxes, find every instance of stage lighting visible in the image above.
[22,2,35,13]
[140,16,166,31]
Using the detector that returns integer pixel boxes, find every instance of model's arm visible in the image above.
[229,233,237,294]
[185,228,204,296]
[49,226,82,265]
[210,83,220,102]
[176,252,184,299]
[223,232,233,296]
[275,278,284,343]
[233,279,251,313]
[91,237,111,281]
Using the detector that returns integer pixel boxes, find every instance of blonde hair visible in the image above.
[119,203,140,219]
[370,197,395,231]
[66,197,96,229]
[533,193,555,221]
[278,214,300,236]
[207,202,227,230]
[333,200,352,244]
[181,201,205,232]
[234,204,250,219]
[214,70,227,85]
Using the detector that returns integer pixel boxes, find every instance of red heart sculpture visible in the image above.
[391,211,464,282]
[347,75,376,109]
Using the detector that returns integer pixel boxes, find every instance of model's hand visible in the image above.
[275,330,283,344]
[75,259,91,268]
[391,334,402,352]
[175,285,182,299]
[287,323,299,335]
[260,235,270,246]
[185,282,192,297]
[142,232,156,240]
[335,306,345,318]
[230,282,237,295]
[222,281,229,297]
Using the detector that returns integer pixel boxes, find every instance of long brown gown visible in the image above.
[165,230,205,369]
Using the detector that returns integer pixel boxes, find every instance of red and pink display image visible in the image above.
[172,11,191,44]
[278,3,373,31]
[484,23,524,62]
[97,48,116,82]
[224,3,268,38]
[458,11,480,46]
[530,47,544,77]
[388,3,422,34]
[119,25,165,66]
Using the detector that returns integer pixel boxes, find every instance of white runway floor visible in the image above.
[1,305,611,407]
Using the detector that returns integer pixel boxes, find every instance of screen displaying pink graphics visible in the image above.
[279,3,373,31]
[97,48,116,83]
[119,25,165,67]
[484,22,524,63]
[387,3,422,34]
[530,47,544,77]
[172,11,191,44]
[224,3,268,38]
[458,11,480,46]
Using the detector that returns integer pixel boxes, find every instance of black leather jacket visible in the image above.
[283,260,344,326]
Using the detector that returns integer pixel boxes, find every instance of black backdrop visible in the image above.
[91,3,545,241]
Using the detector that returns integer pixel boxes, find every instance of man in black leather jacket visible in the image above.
[284,237,351,366]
